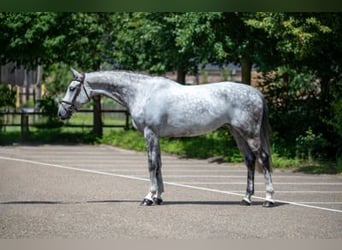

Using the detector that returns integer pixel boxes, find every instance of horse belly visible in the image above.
[159,107,228,137]
[161,124,223,138]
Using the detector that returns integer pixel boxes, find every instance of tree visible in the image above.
[47,13,116,137]
[246,13,342,160]
[246,13,341,102]
[170,12,279,85]
[0,12,57,67]
[113,13,203,84]
[0,12,117,137]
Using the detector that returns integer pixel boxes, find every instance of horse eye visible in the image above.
[69,86,76,92]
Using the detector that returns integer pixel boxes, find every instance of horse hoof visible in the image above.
[263,200,275,207]
[141,198,153,206]
[153,197,163,205]
[240,199,251,206]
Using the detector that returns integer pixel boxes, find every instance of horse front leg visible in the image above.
[141,127,164,206]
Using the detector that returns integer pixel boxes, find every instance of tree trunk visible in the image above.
[92,62,103,137]
[92,95,103,138]
[176,69,187,84]
[319,75,331,115]
[240,56,252,85]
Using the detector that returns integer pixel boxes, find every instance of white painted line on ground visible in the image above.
[299,202,342,204]
[176,182,342,185]
[1,155,342,214]
[228,190,342,194]
[135,175,341,179]
[58,168,248,172]
[0,156,149,182]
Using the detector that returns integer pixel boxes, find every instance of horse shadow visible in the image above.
[164,200,286,207]
[0,199,286,207]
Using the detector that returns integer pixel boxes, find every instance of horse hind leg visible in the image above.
[259,150,275,207]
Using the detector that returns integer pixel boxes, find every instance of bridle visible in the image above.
[59,72,91,112]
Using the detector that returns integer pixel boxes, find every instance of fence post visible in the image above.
[20,110,29,138]
[125,111,129,130]
[0,113,3,132]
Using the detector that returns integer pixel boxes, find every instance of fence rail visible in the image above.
[0,109,131,133]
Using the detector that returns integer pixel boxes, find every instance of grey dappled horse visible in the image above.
[58,68,275,207]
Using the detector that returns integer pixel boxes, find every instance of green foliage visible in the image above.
[0,13,116,69]
[112,13,201,81]
[246,13,333,61]
[0,84,16,129]
[0,12,56,66]
[1,12,341,169]
[247,13,342,97]
[100,130,146,151]
[36,95,62,127]
[44,63,72,95]
[0,85,16,109]
[260,67,319,143]
[271,153,301,169]
[337,157,342,174]
[0,129,97,145]
[328,98,342,143]
[296,128,328,161]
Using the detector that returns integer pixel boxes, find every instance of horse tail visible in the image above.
[259,98,272,172]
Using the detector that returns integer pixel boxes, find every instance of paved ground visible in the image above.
[0,144,341,239]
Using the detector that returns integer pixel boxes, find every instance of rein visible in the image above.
[59,72,91,112]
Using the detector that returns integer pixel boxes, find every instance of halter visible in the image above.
[59,72,91,112]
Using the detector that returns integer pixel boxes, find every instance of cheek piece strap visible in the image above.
[59,72,90,112]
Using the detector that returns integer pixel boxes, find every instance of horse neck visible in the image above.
[85,71,145,110]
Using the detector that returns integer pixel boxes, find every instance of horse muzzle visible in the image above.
[58,103,73,120]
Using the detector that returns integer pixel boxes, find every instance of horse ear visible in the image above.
[70,67,82,79]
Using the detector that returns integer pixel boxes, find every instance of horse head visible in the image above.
[58,68,91,120]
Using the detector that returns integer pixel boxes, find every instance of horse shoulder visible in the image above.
[130,80,176,131]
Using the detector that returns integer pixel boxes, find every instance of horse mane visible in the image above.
[94,70,155,82]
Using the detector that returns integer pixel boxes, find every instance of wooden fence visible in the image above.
[0,109,130,135]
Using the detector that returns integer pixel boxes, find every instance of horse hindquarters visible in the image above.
[228,100,275,207]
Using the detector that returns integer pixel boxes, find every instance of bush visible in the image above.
[0,84,16,110]
[296,127,328,161]
[257,67,342,169]
[0,85,16,131]
[37,95,63,128]
[326,98,342,156]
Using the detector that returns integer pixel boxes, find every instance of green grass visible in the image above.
[271,153,301,168]
[98,129,342,174]
[0,127,97,145]
[294,163,340,174]
[100,128,243,163]
[1,123,340,174]
[63,112,128,127]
